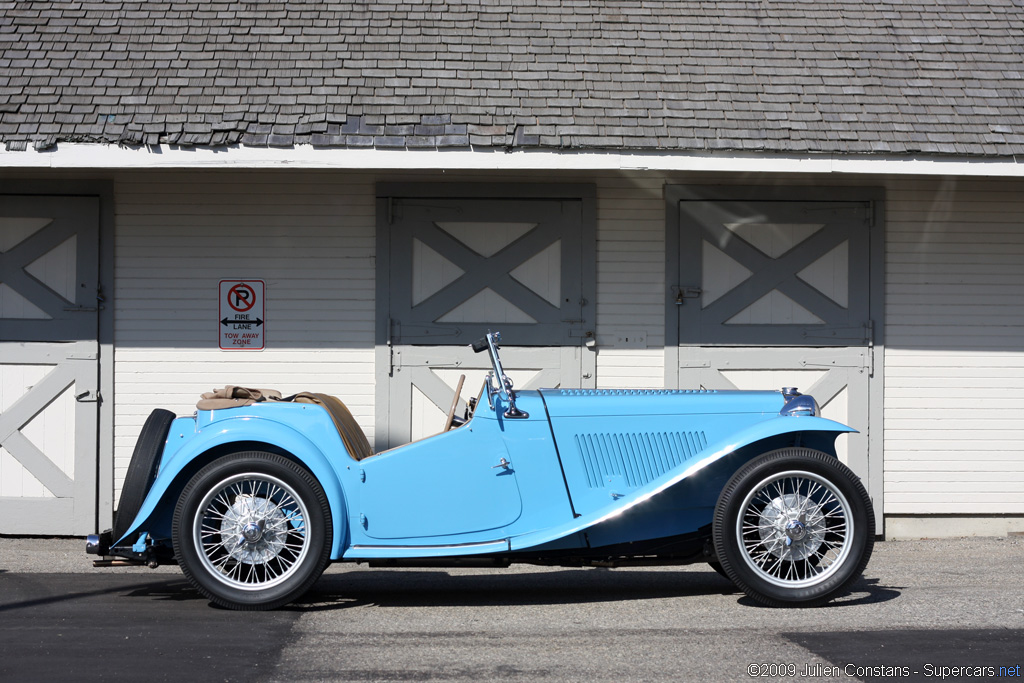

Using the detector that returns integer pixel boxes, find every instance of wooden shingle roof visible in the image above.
[2,0,1023,156]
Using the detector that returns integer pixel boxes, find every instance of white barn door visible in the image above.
[377,189,596,449]
[0,196,100,534]
[670,192,880,504]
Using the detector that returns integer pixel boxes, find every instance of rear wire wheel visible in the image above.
[172,451,332,610]
[713,448,874,607]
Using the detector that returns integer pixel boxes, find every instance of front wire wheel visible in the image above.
[173,452,332,610]
[713,448,874,607]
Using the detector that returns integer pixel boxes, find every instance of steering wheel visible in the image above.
[443,374,466,432]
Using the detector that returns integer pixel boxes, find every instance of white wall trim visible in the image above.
[3,143,1024,177]
[885,515,1024,540]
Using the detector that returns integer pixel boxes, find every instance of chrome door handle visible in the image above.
[492,457,511,470]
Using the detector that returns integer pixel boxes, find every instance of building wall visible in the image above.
[592,172,666,389]
[112,171,376,497]
[590,172,1024,522]
[883,177,1024,517]
[105,169,1024,526]
[109,169,671,496]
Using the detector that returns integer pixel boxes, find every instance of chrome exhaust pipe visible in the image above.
[86,530,111,556]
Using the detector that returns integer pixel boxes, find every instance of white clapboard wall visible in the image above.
[592,173,668,388]
[112,171,376,500]
[883,177,1024,515]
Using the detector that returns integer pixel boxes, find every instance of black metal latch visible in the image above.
[673,286,703,304]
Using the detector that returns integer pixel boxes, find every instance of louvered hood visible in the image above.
[539,388,785,418]
[538,388,788,518]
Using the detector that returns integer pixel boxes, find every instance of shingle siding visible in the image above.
[2,0,1023,156]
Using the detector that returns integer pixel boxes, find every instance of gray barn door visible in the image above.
[0,196,100,534]
[378,191,596,449]
[672,196,877,494]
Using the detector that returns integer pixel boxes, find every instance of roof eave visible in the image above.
[2,143,1024,178]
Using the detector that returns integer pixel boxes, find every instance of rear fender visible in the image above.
[114,415,350,558]
[510,415,855,551]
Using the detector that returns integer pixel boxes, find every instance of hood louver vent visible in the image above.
[556,389,716,397]
[574,431,708,490]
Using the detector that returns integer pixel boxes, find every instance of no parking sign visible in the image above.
[219,279,265,350]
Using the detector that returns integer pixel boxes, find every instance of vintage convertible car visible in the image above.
[87,332,874,610]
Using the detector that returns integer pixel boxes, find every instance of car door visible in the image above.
[356,417,523,540]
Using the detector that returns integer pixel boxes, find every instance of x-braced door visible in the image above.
[671,194,879,503]
[1,196,101,534]
[378,192,596,449]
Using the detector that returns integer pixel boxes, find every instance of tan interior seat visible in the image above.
[294,392,374,461]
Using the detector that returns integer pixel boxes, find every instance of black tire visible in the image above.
[112,409,176,542]
[712,448,874,607]
[172,451,333,610]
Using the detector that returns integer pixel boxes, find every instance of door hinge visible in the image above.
[866,319,875,377]
[799,355,869,370]
[395,323,462,340]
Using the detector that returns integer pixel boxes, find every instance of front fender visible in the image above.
[115,413,351,558]
[509,415,855,551]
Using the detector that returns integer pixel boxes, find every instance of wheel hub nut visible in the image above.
[785,520,807,542]
[242,522,263,543]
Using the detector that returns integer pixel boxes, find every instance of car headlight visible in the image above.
[779,392,819,417]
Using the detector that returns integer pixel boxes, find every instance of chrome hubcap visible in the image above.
[737,470,853,588]
[222,496,289,564]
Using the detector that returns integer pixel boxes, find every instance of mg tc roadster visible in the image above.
[88,332,874,610]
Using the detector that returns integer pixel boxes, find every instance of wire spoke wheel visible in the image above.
[737,470,852,589]
[194,473,311,591]
[713,447,874,607]
[173,451,332,610]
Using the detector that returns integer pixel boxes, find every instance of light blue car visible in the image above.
[88,332,874,610]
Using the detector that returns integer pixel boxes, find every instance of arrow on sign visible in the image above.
[221,317,264,327]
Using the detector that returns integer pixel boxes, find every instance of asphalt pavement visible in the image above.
[1,535,1022,682]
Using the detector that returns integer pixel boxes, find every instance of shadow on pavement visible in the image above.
[292,566,746,611]
[733,577,902,609]
[0,576,197,613]
[293,567,901,613]
[785,628,1024,678]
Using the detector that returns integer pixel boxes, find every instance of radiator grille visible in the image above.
[573,431,708,489]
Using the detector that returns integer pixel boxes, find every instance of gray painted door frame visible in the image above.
[375,183,597,450]
[664,184,885,530]
[1,181,115,534]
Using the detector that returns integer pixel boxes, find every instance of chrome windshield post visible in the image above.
[471,331,529,419]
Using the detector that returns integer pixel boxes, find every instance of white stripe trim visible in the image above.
[3,143,1024,177]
